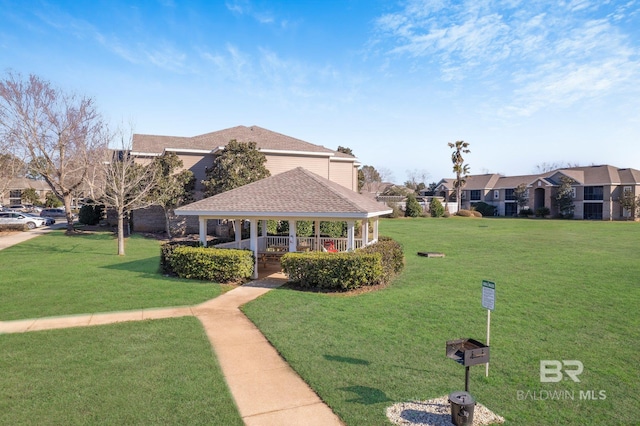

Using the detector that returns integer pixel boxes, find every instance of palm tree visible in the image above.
[448,141,471,212]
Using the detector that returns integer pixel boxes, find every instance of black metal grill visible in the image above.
[446,338,490,392]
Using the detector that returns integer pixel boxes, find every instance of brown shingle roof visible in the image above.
[175,167,391,219]
[132,125,350,158]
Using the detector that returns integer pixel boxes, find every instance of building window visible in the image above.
[584,203,603,220]
[494,190,499,200]
[470,190,481,201]
[623,186,632,195]
[571,187,576,198]
[584,186,603,201]
[505,203,517,217]
[9,190,22,205]
[505,189,515,200]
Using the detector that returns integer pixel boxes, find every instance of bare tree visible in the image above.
[534,162,582,174]
[405,168,430,193]
[360,165,382,193]
[92,129,159,255]
[0,72,108,233]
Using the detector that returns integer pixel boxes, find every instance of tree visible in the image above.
[447,140,471,212]
[45,192,62,207]
[618,188,638,220]
[0,72,108,233]
[94,131,159,255]
[336,146,354,156]
[404,193,422,217]
[514,183,529,213]
[429,197,445,217]
[21,188,41,205]
[360,165,382,192]
[150,152,195,238]
[405,169,430,193]
[534,162,582,173]
[202,140,270,196]
[0,151,27,201]
[554,176,575,218]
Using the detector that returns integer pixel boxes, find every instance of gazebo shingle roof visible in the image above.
[175,167,391,219]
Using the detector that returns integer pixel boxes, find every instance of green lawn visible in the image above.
[0,317,243,425]
[243,218,640,425]
[0,231,223,320]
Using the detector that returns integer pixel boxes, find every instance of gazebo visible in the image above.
[174,167,392,279]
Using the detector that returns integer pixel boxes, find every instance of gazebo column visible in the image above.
[250,220,258,279]
[362,219,369,247]
[234,219,242,248]
[373,218,379,242]
[261,220,267,251]
[288,220,297,252]
[199,217,207,247]
[314,219,320,251]
[346,221,355,251]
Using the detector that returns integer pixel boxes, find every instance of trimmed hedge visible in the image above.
[281,237,405,291]
[169,246,254,283]
[281,251,383,291]
[160,241,203,275]
[0,224,28,232]
[360,237,404,284]
[456,209,483,218]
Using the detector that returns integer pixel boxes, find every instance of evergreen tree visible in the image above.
[429,197,445,217]
[554,176,575,218]
[202,140,270,196]
[404,193,422,217]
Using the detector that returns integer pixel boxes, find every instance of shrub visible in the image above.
[456,209,477,217]
[404,194,422,217]
[360,237,404,284]
[0,224,28,232]
[160,241,204,275]
[78,202,104,225]
[281,251,383,291]
[430,198,445,217]
[472,210,483,217]
[320,221,345,238]
[472,202,495,217]
[535,206,550,217]
[518,208,533,217]
[169,246,253,283]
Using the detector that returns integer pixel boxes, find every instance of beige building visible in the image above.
[432,165,640,220]
[0,178,52,208]
[131,125,361,232]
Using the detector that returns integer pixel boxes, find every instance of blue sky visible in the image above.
[2,0,639,183]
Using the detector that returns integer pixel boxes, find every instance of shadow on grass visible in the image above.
[324,354,370,365]
[339,385,392,405]
[101,257,161,276]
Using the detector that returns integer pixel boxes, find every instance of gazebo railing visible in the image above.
[214,236,366,252]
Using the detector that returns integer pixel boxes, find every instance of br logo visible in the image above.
[540,360,583,383]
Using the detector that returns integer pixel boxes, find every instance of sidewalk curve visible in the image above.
[0,232,344,426]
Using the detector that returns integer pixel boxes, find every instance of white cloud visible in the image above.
[373,0,640,116]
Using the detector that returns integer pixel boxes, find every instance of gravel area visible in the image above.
[386,396,504,426]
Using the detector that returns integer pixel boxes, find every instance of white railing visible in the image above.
[214,235,368,252]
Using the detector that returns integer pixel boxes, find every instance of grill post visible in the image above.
[465,366,470,392]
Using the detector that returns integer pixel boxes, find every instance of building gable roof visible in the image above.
[175,167,391,219]
[132,125,353,160]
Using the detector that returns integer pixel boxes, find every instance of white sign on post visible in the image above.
[482,280,495,311]
[482,280,495,377]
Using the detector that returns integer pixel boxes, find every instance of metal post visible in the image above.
[465,366,470,392]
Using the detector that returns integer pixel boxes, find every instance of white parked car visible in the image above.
[0,211,47,229]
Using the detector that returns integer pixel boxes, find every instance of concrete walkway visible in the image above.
[0,227,343,425]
